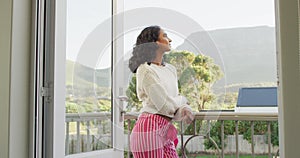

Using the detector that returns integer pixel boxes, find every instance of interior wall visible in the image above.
[0,0,13,158]
[0,0,31,158]
[277,0,300,157]
[9,0,32,157]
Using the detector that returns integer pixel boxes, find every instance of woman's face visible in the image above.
[156,29,172,52]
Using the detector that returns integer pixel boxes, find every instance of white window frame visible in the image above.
[26,0,300,157]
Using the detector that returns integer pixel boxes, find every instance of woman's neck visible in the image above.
[151,59,163,66]
[150,61,162,66]
[152,51,164,65]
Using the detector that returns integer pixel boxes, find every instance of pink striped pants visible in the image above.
[130,113,179,158]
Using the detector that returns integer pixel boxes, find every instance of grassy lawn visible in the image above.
[194,155,268,158]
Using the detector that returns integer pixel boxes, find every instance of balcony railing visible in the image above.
[66,112,279,158]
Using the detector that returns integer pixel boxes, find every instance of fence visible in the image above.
[66,112,279,158]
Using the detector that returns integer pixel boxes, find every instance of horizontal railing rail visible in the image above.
[65,112,279,158]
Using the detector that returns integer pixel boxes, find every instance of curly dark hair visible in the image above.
[128,26,161,73]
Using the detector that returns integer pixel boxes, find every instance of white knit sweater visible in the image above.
[136,62,191,120]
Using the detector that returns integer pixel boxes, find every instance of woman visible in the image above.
[129,26,194,158]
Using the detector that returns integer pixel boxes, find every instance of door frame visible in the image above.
[31,0,125,157]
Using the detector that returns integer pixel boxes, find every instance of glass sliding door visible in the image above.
[34,0,125,157]
[65,0,113,155]
[64,0,124,157]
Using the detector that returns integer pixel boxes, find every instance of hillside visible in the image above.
[66,26,277,90]
[176,26,277,85]
[66,60,111,87]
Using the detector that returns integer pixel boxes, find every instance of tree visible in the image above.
[165,50,223,111]
[126,74,142,111]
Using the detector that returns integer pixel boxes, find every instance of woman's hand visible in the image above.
[181,107,194,124]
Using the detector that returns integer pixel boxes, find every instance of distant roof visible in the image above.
[236,87,277,107]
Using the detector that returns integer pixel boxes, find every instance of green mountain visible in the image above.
[66,60,111,87]
[176,26,277,85]
[66,26,277,90]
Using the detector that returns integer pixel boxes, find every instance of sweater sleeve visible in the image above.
[140,69,188,116]
[173,105,193,121]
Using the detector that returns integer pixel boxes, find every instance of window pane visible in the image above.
[124,0,276,111]
[65,0,112,155]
